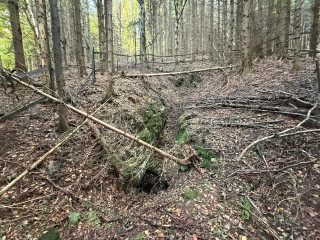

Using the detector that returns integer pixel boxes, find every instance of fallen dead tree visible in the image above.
[185,94,320,128]
[126,65,238,78]
[5,70,192,166]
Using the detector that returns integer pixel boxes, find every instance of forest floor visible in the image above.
[0,57,320,240]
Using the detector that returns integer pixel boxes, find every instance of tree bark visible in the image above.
[95,0,105,68]
[209,0,214,61]
[242,0,252,73]
[309,0,319,59]
[266,0,275,55]
[35,0,52,91]
[138,0,147,68]
[73,0,88,76]
[292,0,302,71]
[48,0,69,132]
[106,0,113,73]
[8,0,27,72]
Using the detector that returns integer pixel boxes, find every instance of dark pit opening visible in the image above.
[137,170,169,194]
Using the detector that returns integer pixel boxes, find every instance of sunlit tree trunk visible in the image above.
[106,0,113,73]
[48,0,69,132]
[8,0,27,72]
[138,0,147,67]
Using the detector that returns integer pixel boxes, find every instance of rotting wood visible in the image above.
[0,102,106,197]
[0,97,46,123]
[126,65,238,78]
[6,71,191,166]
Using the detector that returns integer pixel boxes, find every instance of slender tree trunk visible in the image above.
[96,0,105,68]
[58,0,68,67]
[192,0,196,61]
[107,0,113,73]
[73,0,87,76]
[200,0,205,52]
[8,0,27,72]
[309,0,319,59]
[285,0,291,51]
[235,0,243,56]
[266,0,275,55]
[138,0,147,68]
[217,0,220,40]
[292,0,302,71]
[242,0,252,73]
[256,0,264,58]
[279,1,287,56]
[210,0,214,61]
[229,0,235,53]
[48,0,69,132]
[35,0,52,91]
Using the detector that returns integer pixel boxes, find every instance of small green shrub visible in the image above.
[240,197,252,221]
[195,143,219,171]
[69,212,80,225]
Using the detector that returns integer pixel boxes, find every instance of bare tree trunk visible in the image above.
[200,0,205,53]
[8,0,27,72]
[209,0,214,62]
[279,1,287,56]
[48,0,69,132]
[266,0,275,55]
[285,0,291,51]
[96,0,105,68]
[229,0,235,53]
[192,0,197,62]
[256,0,264,58]
[292,0,302,71]
[138,0,147,68]
[107,0,113,73]
[58,0,68,67]
[35,0,52,91]
[73,0,87,76]
[242,0,252,73]
[235,0,243,56]
[309,0,319,59]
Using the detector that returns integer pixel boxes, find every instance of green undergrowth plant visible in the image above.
[195,143,219,171]
[240,197,252,221]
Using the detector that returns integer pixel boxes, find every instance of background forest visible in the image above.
[0,0,319,73]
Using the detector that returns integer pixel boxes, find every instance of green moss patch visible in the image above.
[181,187,200,201]
[175,113,196,144]
[195,143,219,171]
[187,73,202,88]
[38,228,60,240]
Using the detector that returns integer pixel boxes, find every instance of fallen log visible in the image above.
[6,71,191,166]
[126,65,238,78]
[0,97,46,123]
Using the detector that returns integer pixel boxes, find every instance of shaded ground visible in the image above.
[0,57,319,239]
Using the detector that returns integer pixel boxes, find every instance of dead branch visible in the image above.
[0,103,106,197]
[7,71,191,166]
[237,96,320,161]
[87,120,109,155]
[126,65,238,78]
